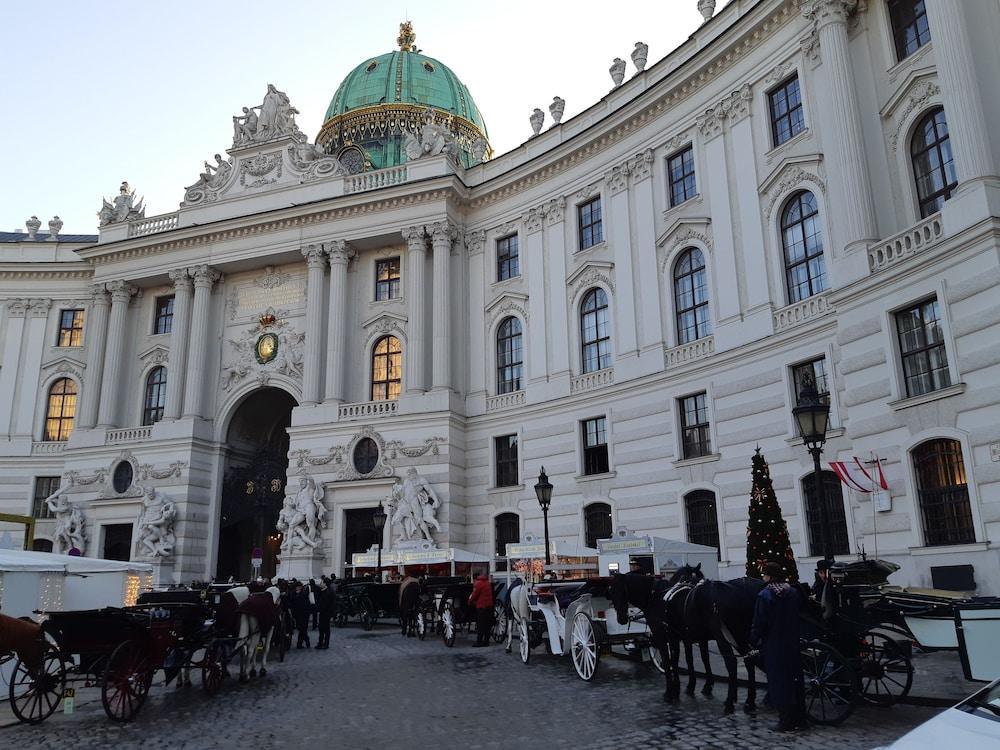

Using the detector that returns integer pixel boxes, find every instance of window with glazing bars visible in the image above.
[781,191,827,303]
[494,513,520,557]
[32,476,61,519]
[153,296,174,335]
[584,502,613,549]
[44,378,77,441]
[668,146,697,207]
[142,366,167,425]
[674,247,711,344]
[580,288,612,373]
[371,336,402,400]
[896,298,951,398]
[494,435,519,487]
[888,0,931,61]
[496,316,523,394]
[911,108,957,219]
[769,75,805,147]
[791,357,830,405]
[684,490,720,557]
[680,392,711,459]
[375,257,401,301]
[57,309,84,347]
[578,197,603,250]
[581,417,610,476]
[802,471,851,557]
[496,234,519,281]
[913,439,975,546]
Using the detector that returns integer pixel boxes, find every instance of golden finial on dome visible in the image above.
[397,21,415,52]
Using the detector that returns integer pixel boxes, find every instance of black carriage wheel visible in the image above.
[8,643,65,724]
[272,618,287,663]
[441,603,456,647]
[491,603,508,644]
[360,598,375,631]
[201,642,227,696]
[101,639,154,723]
[801,640,855,726]
[857,632,914,707]
[648,645,666,674]
[335,610,347,628]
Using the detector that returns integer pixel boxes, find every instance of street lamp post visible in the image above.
[534,467,554,567]
[372,506,387,579]
[792,374,833,563]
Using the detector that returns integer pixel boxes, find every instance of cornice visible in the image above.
[0,265,94,281]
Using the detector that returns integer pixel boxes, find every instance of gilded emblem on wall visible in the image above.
[255,332,279,364]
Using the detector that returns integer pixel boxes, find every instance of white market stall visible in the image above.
[503,536,599,581]
[349,545,492,578]
[596,530,719,579]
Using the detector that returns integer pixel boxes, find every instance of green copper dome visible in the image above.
[317,25,490,172]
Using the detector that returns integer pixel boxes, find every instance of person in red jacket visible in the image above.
[469,572,494,647]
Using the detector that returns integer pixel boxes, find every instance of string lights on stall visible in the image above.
[38,572,64,613]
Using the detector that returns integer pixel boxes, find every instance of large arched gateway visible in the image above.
[216,387,297,581]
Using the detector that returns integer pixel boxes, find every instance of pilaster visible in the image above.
[403,226,428,394]
[605,162,638,360]
[430,221,456,392]
[182,266,220,419]
[465,230,487,401]
[301,244,328,405]
[324,241,353,404]
[98,281,138,427]
[15,300,52,435]
[0,300,29,435]
[163,269,192,420]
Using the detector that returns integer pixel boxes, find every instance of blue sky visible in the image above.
[0,1,710,234]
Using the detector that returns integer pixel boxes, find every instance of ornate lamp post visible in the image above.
[534,467,554,566]
[793,374,833,562]
[372,506,387,578]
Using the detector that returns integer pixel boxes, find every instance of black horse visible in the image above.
[662,565,716,698]
[608,573,679,703]
[673,564,765,714]
[398,576,421,636]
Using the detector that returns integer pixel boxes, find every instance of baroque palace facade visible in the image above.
[2,0,1000,589]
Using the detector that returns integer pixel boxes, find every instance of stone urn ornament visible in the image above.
[529,108,545,136]
[609,58,626,87]
[25,215,41,240]
[698,0,717,22]
[48,216,63,241]
[549,96,565,126]
[631,42,648,72]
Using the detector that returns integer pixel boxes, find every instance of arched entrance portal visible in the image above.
[217,387,297,581]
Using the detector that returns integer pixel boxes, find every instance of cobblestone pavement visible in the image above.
[3,626,936,750]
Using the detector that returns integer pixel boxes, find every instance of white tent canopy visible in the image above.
[0,549,153,574]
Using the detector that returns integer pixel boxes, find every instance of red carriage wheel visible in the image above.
[101,639,154,722]
[201,642,227,695]
[8,642,65,724]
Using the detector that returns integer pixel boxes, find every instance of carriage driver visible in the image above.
[628,558,643,574]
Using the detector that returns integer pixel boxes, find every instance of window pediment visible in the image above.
[485,292,529,328]
[566,261,615,302]
[138,344,169,366]
[881,70,941,152]
[361,311,407,338]
[759,156,826,221]
[41,356,86,381]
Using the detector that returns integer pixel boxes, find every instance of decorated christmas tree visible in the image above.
[745,447,799,583]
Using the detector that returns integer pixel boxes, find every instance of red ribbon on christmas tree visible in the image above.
[745,446,798,583]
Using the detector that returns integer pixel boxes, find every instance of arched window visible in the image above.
[584,502,612,549]
[781,191,827,303]
[685,490,720,558]
[494,513,520,558]
[44,378,77,442]
[913,439,974,546]
[371,336,402,401]
[496,317,523,394]
[911,108,957,219]
[580,288,611,373]
[142,366,167,426]
[802,471,850,558]
[674,248,711,344]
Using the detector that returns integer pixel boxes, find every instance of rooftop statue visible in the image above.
[183,154,233,204]
[232,84,305,147]
[136,485,177,559]
[98,181,145,226]
[402,107,458,162]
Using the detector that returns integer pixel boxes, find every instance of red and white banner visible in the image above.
[829,457,888,493]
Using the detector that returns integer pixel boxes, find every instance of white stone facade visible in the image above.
[2,0,1000,590]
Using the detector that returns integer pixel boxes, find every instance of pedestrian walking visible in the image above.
[750,561,807,733]
[469,570,494,647]
[290,581,312,649]
[316,579,336,649]
[309,578,320,631]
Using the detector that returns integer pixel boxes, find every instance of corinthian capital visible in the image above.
[326,240,355,266]
[401,225,426,251]
[90,284,111,305]
[168,268,192,291]
[464,230,486,256]
[301,243,328,268]
[106,279,139,303]
[188,265,221,289]
[801,0,858,28]
[428,221,457,247]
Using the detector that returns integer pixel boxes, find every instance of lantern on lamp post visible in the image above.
[792,373,833,562]
[372,505,387,577]
[534,467,554,566]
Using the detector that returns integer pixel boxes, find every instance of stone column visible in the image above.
[0,300,28,435]
[182,265,220,419]
[97,281,137,427]
[79,285,110,429]
[430,221,455,391]
[301,244,327,405]
[465,231,487,398]
[324,241,353,404]
[162,269,192,420]
[543,200,571,378]
[523,207,548,384]
[924,0,997,184]
[605,164,638,358]
[403,226,428,394]
[804,0,878,248]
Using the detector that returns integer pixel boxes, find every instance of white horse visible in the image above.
[228,585,281,682]
[505,579,531,656]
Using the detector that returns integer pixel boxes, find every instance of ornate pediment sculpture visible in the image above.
[232,83,306,147]
[403,107,458,162]
[98,181,145,226]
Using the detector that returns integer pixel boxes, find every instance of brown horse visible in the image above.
[398,576,421,636]
[0,612,45,671]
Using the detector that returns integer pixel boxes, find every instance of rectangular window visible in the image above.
[667,146,697,207]
[375,257,401,301]
[494,434,519,488]
[896,298,951,398]
[889,0,931,62]
[153,296,175,335]
[496,234,519,281]
[32,476,61,519]
[680,392,712,460]
[578,197,603,250]
[582,417,610,476]
[791,357,830,405]
[769,75,805,147]
[57,309,84,347]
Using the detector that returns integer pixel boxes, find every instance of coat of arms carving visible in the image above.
[221,308,303,391]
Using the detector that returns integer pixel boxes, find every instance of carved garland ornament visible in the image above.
[763,167,826,220]
[888,81,941,152]
[383,437,446,459]
[570,267,616,302]
[137,461,187,481]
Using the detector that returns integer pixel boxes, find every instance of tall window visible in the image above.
[371,336,402,400]
[375,258,401,301]
[44,378,77,442]
[913,439,974,546]
[495,513,520,557]
[680,392,711,460]
[685,490,720,557]
[57,309,84,347]
[781,191,827,303]
[497,234,519,281]
[791,357,830,405]
[580,288,611,373]
[802,471,850,557]
[153,296,174,335]
[668,146,697,207]
[578,197,603,250]
[889,0,931,62]
[769,75,805,147]
[911,108,957,219]
[32,476,61,519]
[674,247,711,344]
[142,366,167,426]
[496,317,523,394]
[584,502,613,549]
[896,297,951,398]
[494,435,519,488]
[582,417,610,476]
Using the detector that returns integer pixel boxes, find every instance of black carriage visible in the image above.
[334,581,386,630]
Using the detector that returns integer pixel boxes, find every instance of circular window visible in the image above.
[112,461,134,494]
[423,61,435,73]
[353,438,379,475]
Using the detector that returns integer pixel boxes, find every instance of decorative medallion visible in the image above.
[255,332,279,364]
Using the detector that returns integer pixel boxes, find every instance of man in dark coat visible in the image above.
[289,581,312,649]
[469,572,494,647]
[750,561,807,732]
[315,579,336,649]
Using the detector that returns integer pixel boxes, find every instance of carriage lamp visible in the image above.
[534,467,554,566]
[793,374,834,563]
[372,506,388,575]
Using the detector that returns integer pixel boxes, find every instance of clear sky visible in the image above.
[0,1,716,235]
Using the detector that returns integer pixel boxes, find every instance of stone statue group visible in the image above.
[276,475,327,553]
[386,467,441,545]
[97,181,145,226]
[232,83,303,146]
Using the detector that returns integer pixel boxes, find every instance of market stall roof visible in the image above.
[0,549,153,574]
[350,546,491,567]
[504,540,599,559]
